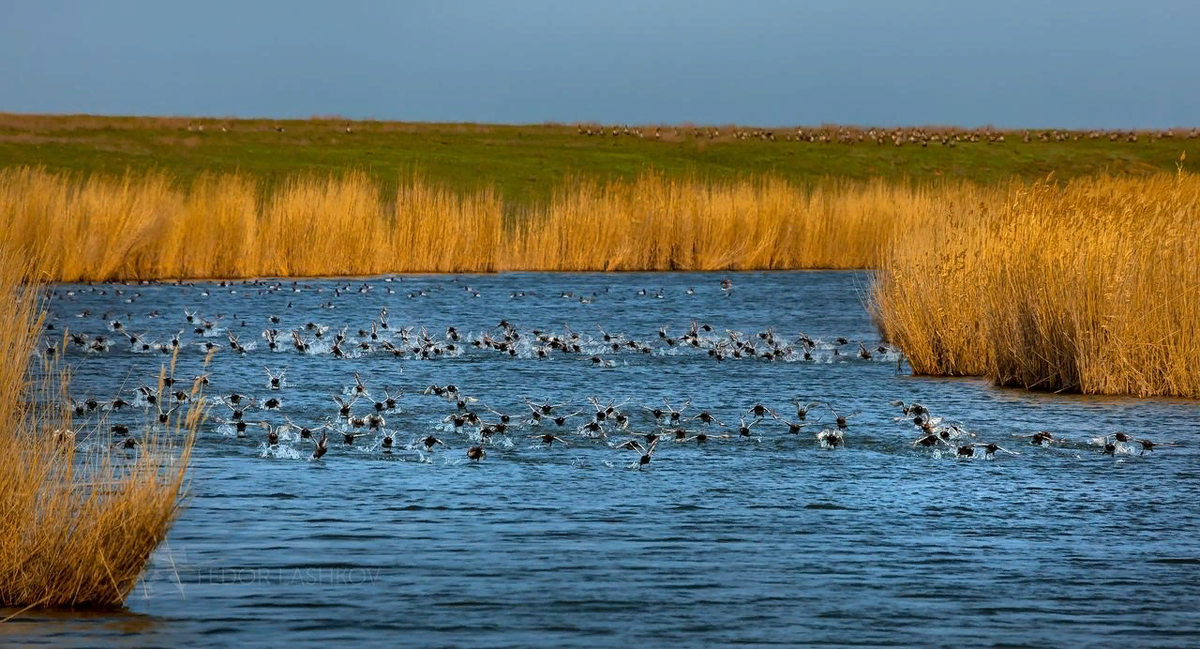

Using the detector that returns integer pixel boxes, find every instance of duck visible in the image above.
[531,433,569,447]
[692,410,725,427]
[265,366,285,390]
[816,428,844,448]
[772,413,808,435]
[285,417,327,440]
[746,403,774,419]
[975,442,1018,457]
[625,439,658,468]
[333,395,358,418]
[421,435,446,450]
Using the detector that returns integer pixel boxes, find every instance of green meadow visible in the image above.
[0,113,1192,203]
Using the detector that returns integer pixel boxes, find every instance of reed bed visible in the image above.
[0,166,963,279]
[0,168,504,280]
[507,175,972,271]
[872,173,1200,398]
[0,247,196,611]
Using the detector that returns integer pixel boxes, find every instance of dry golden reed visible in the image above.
[872,173,1200,398]
[507,175,963,271]
[0,166,960,280]
[0,167,504,280]
[0,246,196,611]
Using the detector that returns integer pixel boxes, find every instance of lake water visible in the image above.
[5,271,1200,648]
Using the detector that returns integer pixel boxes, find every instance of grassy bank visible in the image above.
[0,247,196,610]
[0,113,1195,205]
[871,171,1200,398]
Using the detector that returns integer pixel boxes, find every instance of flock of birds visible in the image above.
[45,279,1165,467]
[573,123,1200,146]
[61,366,1163,467]
[46,282,897,367]
[174,119,1200,148]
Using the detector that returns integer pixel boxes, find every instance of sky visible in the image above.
[2,1,1197,128]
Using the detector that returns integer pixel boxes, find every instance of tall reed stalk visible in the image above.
[0,246,196,610]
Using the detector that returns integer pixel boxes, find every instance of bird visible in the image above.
[746,403,775,419]
[692,410,725,427]
[550,409,583,427]
[285,417,327,440]
[333,395,358,418]
[374,388,400,412]
[265,366,285,390]
[889,400,929,418]
[913,433,946,448]
[531,433,569,447]
[257,421,284,446]
[857,342,872,360]
[772,413,809,435]
[625,438,658,468]
[684,431,729,444]
[1021,431,1056,446]
[420,435,446,450]
[816,428,844,448]
[975,442,1018,457]
[736,417,760,438]
[793,400,820,421]
[349,372,370,398]
[828,405,856,430]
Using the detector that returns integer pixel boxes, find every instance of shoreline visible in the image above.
[41,267,876,285]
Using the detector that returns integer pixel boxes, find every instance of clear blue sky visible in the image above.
[2,1,1197,128]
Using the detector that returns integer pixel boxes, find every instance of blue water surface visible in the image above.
[4,272,1198,648]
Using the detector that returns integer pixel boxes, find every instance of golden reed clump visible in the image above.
[0,166,961,279]
[0,246,196,610]
[872,173,1200,398]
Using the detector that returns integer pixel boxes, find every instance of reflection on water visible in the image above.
[9,271,1200,647]
[0,608,164,643]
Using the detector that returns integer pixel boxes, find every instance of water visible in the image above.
[6,272,1200,647]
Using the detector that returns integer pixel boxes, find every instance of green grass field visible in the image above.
[0,113,1194,204]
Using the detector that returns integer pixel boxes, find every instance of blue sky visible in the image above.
[2,1,1197,128]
